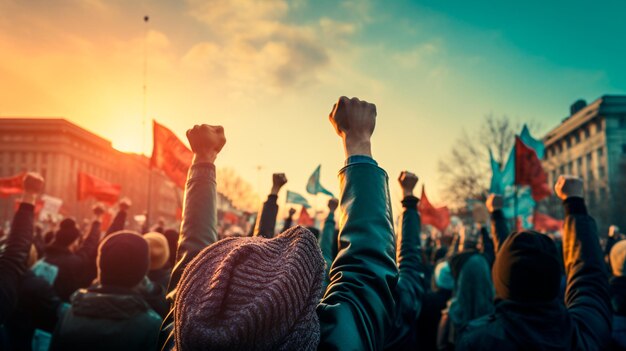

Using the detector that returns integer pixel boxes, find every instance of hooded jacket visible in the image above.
[50,285,161,351]
[457,198,611,351]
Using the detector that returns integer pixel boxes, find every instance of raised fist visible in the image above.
[328,198,339,212]
[329,96,376,157]
[288,208,296,217]
[609,225,620,238]
[186,124,226,163]
[398,171,418,197]
[555,175,583,200]
[92,203,105,217]
[23,172,44,194]
[485,194,503,213]
[119,197,132,211]
[271,173,288,195]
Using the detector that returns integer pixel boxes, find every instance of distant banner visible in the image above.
[151,120,192,189]
[38,194,63,222]
[77,172,121,204]
[0,172,25,197]
[297,206,315,227]
[286,190,311,209]
[306,165,334,197]
[419,185,450,232]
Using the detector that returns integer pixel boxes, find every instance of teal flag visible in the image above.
[520,125,545,159]
[489,147,515,194]
[286,190,311,208]
[489,149,502,194]
[306,165,334,197]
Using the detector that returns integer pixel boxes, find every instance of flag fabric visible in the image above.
[286,190,311,208]
[489,150,502,194]
[418,185,450,232]
[502,186,536,220]
[515,137,551,201]
[297,206,315,227]
[306,165,334,197]
[151,120,193,189]
[77,172,121,204]
[520,124,545,159]
[0,172,25,197]
[534,212,564,233]
[500,147,516,191]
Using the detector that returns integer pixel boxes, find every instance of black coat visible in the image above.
[611,276,626,350]
[50,285,162,351]
[457,198,611,350]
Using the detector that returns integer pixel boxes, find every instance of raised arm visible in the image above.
[159,124,226,350]
[104,198,130,236]
[281,207,296,233]
[76,204,103,261]
[319,198,338,288]
[387,171,426,348]
[253,173,287,238]
[317,96,398,350]
[556,176,611,350]
[486,194,509,252]
[0,172,43,323]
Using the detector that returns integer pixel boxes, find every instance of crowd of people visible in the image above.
[0,96,621,350]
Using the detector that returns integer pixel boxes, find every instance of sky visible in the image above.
[1,0,625,213]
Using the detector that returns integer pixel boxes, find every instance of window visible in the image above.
[574,134,580,144]
[597,148,604,159]
[599,166,605,179]
[584,128,590,139]
[587,153,593,165]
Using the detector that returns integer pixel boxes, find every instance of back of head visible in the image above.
[434,260,454,291]
[54,218,80,247]
[449,254,494,325]
[175,226,325,351]
[97,231,149,288]
[610,240,626,277]
[493,231,561,302]
[143,232,170,271]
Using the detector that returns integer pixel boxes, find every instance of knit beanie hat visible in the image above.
[54,218,81,247]
[610,240,626,276]
[98,231,149,288]
[493,231,561,302]
[434,261,454,291]
[143,232,170,271]
[175,226,325,351]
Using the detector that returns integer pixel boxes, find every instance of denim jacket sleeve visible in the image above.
[159,162,218,350]
[317,161,398,351]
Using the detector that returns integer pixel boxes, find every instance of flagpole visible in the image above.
[142,15,153,231]
[514,185,519,230]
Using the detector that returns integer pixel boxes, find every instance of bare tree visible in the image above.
[438,114,540,208]
[216,168,260,212]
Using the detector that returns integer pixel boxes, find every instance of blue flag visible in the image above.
[306,165,334,197]
[520,125,545,159]
[502,186,536,220]
[286,190,311,208]
[489,149,502,194]
[489,147,515,194]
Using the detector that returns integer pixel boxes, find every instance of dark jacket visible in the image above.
[0,203,34,323]
[416,288,453,351]
[318,210,337,289]
[4,270,61,350]
[611,276,626,350]
[50,285,161,351]
[457,198,611,350]
[254,194,279,238]
[41,221,101,301]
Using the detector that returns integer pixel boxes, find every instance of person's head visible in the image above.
[493,231,561,303]
[175,226,324,350]
[449,253,494,325]
[610,240,626,277]
[97,231,149,288]
[143,232,170,271]
[53,218,81,247]
[163,228,179,268]
[433,260,454,291]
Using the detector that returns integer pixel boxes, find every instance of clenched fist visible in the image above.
[186,124,226,163]
[119,197,132,211]
[271,173,288,195]
[23,172,44,194]
[485,194,503,213]
[555,175,584,200]
[398,171,418,198]
[329,96,376,157]
[328,198,339,212]
[93,203,105,217]
[288,208,296,217]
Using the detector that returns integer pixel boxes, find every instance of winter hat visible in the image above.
[97,231,149,288]
[449,250,478,280]
[493,231,561,302]
[54,218,81,247]
[610,240,626,276]
[143,232,170,271]
[434,261,454,291]
[175,226,325,351]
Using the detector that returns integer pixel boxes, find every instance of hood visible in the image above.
[70,285,152,320]
[495,299,573,350]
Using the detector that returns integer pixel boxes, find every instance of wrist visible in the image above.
[270,186,281,195]
[22,192,38,205]
[193,152,217,164]
[343,138,372,158]
[402,189,414,198]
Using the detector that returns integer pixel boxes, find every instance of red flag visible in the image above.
[77,172,121,204]
[297,206,315,227]
[151,120,193,189]
[534,212,563,232]
[418,185,450,232]
[0,172,26,197]
[222,211,240,225]
[515,137,551,201]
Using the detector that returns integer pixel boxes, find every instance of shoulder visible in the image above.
[457,314,503,348]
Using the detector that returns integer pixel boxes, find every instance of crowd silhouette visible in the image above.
[0,96,620,350]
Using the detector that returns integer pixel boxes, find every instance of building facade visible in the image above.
[543,95,626,231]
[0,118,181,228]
